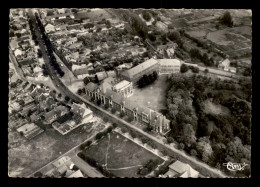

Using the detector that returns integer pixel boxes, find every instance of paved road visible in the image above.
[9,51,26,81]
[28,11,228,178]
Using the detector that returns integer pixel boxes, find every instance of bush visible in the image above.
[179,143,185,150]
[96,132,104,140]
[180,64,189,73]
[104,103,109,109]
[106,126,113,133]
[79,144,85,150]
[120,111,125,118]
[85,140,92,147]
[167,137,174,144]
[111,107,117,114]
[127,115,134,122]
[103,117,108,123]
[112,123,117,128]
[121,127,127,133]
[34,172,43,178]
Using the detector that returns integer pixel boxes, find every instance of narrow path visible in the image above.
[104,133,111,169]
[107,165,143,171]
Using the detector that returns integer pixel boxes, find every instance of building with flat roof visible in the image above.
[158,59,181,75]
[112,80,133,98]
[120,58,159,84]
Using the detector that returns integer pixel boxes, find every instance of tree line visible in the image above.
[34,13,65,77]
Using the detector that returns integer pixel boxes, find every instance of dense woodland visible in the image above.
[165,74,251,177]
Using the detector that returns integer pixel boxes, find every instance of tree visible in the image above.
[111,107,117,114]
[190,149,198,157]
[167,137,174,144]
[142,10,151,21]
[196,137,213,162]
[120,111,125,118]
[153,71,158,80]
[220,11,233,27]
[65,96,70,102]
[179,124,197,148]
[77,89,82,95]
[104,103,109,109]
[34,171,43,178]
[106,126,113,133]
[96,132,104,140]
[112,123,117,128]
[204,69,209,74]
[179,143,185,150]
[180,64,189,73]
[190,66,199,73]
[167,31,180,41]
[127,115,134,122]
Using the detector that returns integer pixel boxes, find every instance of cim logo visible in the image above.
[223,162,248,171]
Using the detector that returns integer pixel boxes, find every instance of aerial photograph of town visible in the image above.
[8,8,251,178]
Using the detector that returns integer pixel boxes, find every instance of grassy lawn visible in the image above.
[8,122,106,177]
[203,99,230,116]
[127,75,169,113]
[82,131,163,177]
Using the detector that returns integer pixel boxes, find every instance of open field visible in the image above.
[127,75,169,112]
[82,131,163,177]
[8,122,106,177]
[186,30,208,38]
[203,99,230,116]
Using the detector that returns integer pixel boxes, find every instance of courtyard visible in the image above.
[127,75,169,113]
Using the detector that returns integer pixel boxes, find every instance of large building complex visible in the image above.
[158,59,181,75]
[120,58,159,84]
[85,79,170,135]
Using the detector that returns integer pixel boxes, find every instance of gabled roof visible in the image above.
[113,80,131,90]
[68,170,84,178]
[103,88,124,104]
[85,82,99,92]
[220,58,230,67]
[121,58,158,79]
[157,59,181,66]
[169,160,199,178]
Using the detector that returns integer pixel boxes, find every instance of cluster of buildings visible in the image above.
[44,156,84,178]
[9,9,44,78]
[40,8,150,84]
[52,102,94,135]
[84,57,181,135]
[8,79,45,140]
